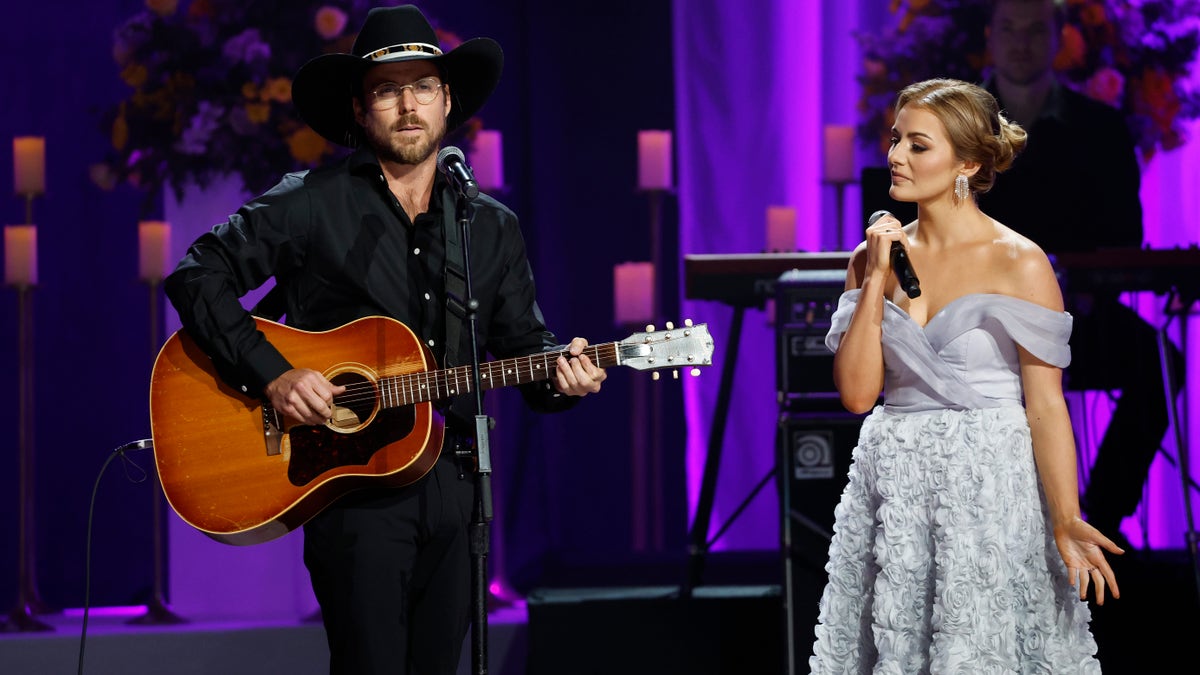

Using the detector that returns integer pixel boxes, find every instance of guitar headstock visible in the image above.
[618,319,715,379]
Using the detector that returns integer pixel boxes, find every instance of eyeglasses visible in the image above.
[367,77,444,110]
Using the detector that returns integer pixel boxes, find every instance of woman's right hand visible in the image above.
[863,211,906,278]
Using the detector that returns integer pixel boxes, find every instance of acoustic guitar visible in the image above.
[149,316,714,545]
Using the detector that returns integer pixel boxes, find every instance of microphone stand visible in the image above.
[452,195,494,675]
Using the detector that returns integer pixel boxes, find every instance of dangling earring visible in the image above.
[954,174,970,203]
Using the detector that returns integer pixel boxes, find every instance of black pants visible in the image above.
[1069,298,1184,530]
[303,453,476,675]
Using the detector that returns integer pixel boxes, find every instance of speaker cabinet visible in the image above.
[777,411,862,674]
[525,585,783,675]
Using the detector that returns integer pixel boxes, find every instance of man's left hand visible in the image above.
[554,337,606,396]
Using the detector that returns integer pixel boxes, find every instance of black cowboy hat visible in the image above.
[292,5,503,148]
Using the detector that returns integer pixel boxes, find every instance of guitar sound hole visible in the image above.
[287,405,417,486]
[328,371,376,429]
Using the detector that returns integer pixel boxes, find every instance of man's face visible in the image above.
[988,0,1059,86]
[355,60,451,165]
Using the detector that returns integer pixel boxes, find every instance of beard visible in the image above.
[365,113,446,165]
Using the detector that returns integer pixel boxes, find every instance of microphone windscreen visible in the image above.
[436,145,465,172]
[868,210,892,226]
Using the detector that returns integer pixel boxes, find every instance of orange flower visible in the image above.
[242,81,259,100]
[314,6,348,40]
[188,0,213,20]
[1084,67,1125,108]
[145,0,179,18]
[245,101,271,124]
[286,126,330,164]
[1054,24,1087,71]
[1078,1,1108,28]
[263,77,292,104]
[121,63,148,88]
[112,105,129,150]
[1135,68,1181,132]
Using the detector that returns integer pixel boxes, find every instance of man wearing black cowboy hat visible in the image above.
[164,5,606,673]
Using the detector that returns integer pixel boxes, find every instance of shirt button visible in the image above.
[413,247,421,255]
[424,292,431,300]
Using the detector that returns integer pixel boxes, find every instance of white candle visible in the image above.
[5,225,37,286]
[613,261,655,325]
[637,130,672,190]
[13,136,46,196]
[138,220,172,282]
[822,125,856,183]
[766,205,797,252]
[469,130,504,190]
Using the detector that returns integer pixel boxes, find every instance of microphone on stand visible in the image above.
[436,146,480,200]
[868,209,921,298]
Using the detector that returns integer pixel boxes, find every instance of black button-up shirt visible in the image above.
[165,147,575,427]
[980,78,1143,254]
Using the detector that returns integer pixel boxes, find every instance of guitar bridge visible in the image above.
[263,406,283,456]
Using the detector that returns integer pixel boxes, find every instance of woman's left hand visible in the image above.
[1054,516,1125,604]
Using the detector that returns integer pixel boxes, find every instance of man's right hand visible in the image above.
[264,368,347,426]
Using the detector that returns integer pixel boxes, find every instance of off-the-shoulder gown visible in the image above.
[809,291,1102,674]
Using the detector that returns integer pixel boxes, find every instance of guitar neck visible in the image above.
[380,342,621,408]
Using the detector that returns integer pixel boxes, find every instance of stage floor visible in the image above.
[2,548,1196,674]
[0,604,529,675]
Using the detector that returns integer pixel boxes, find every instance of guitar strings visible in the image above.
[323,343,619,409]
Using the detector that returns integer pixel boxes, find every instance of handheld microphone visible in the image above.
[868,209,921,299]
[436,146,479,200]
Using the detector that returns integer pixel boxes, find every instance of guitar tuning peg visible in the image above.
[652,371,661,381]
[673,369,680,379]
[645,323,656,332]
[665,321,674,330]
[684,318,694,327]
[690,368,701,377]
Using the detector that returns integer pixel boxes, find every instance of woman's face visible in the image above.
[887,105,963,205]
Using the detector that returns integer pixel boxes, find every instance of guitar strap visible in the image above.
[441,184,467,371]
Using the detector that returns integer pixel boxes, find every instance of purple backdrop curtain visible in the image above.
[674,0,826,551]
[674,1,1200,551]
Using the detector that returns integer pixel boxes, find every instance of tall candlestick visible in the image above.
[766,205,797,252]
[613,261,655,325]
[469,130,504,191]
[138,221,172,282]
[637,130,673,190]
[822,125,855,183]
[13,137,46,196]
[5,225,37,287]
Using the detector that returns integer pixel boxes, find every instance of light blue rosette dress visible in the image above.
[809,291,1101,674]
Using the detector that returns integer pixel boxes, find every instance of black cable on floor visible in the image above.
[77,438,153,675]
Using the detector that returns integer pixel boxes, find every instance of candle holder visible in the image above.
[824,177,857,251]
[128,278,186,626]
[3,280,53,633]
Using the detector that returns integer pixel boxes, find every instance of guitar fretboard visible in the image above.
[379,342,622,407]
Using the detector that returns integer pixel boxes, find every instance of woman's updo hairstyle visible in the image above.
[894,78,1028,195]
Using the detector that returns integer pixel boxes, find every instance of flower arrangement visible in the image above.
[856,0,1200,162]
[93,0,478,211]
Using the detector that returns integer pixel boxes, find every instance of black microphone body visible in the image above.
[867,210,921,299]
[436,146,480,200]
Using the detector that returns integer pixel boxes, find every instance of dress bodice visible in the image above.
[825,291,1072,413]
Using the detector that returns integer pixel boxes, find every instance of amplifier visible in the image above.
[775,269,845,400]
[776,410,862,674]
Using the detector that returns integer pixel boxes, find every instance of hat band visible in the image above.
[363,42,443,62]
